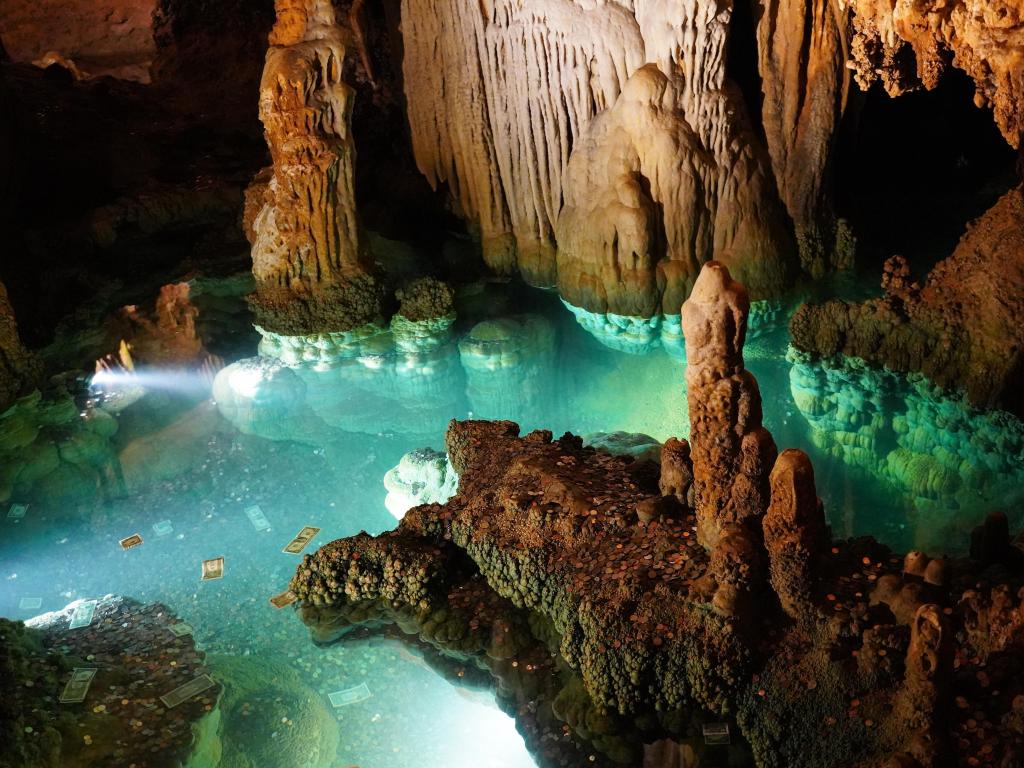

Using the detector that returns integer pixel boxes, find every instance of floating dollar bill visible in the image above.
[59,667,97,703]
[120,533,143,550]
[282,526,320,555]
[702,723,730,746]
[160,673,216,708]
[6,503,28,520]
[19,597,42,610]
[244,505,271,532]
[68,600,97,629]
[168,622,193,637]
[269,590,297,609]
[328,682,371,708]
[201,556,224,581]
[152,520,173,537]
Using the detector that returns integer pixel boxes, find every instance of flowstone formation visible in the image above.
[287,263,1024,767]
[247,0,383,336]
[792,186,1024,417]
[400,0,853,314]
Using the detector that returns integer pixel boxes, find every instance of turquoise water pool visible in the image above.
[2,274,1023,766]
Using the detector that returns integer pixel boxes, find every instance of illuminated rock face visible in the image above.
[0,0,158,82]
[248,0,382,335]
[682,262,777,550]
[399,0,851,314]
[846,0,1024,149]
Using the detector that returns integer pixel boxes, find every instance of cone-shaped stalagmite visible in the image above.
[763,448,827,622]
[682,261,777,549]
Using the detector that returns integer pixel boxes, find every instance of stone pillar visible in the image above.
[763,448,827,622]
[249,0,381,334]
[682,261,777,549]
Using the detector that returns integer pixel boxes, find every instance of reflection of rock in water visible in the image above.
[458,315,555,420]
[0,389,122,504]
[216,315,464,438]
[562,299,790,358]
[788,347,1024,550]
[203,654,338,768]
[383,447,459,520]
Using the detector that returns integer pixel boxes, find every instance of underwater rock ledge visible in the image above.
[287,263,1024,768]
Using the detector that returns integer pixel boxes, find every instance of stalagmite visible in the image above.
[0,281,38,412]
[682,262,777,549]
[248,0,381,334]
[763,448,827,622]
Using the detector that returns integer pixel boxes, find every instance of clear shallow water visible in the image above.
[2,275,1024,766]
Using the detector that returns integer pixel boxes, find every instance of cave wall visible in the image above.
[399,0,854,314]
[0,0,159,81]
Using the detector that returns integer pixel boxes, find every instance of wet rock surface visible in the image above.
[2,596,219,768]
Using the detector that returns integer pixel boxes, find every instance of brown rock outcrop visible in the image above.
[791,186,1024,416]
[0,0,158,82]
[763,449,827,622]
[658,437,693,508]
[682,262,777,549]
[248,0,382,334]
[846,0,1024,148]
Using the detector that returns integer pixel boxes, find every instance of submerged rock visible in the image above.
[383,447,459,520]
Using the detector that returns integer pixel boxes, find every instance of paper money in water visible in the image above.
[160,673,216,708]
[19,597,42,610]
[6,503,28,520]
[68,600,97,629]
[269,590,297,609]
[168,622,193,637]
[120,533,143,550]
[59,667,97,703]
[328,682,371,708]
[702,723,730,746]
[244,504,271,531]
[152,520,173,537]
[201,556,224,581]
[282,526,321,554]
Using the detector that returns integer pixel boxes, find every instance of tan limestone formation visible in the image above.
[763,448,827,622]
[682,262,777,550]
[846,0,1024,148]
[400,0,801,308]
[0,0,158,82]
[555,64,795,315]
[757,0,853,276]
[249,0,381,334]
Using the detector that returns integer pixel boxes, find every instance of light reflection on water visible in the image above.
[2,279,1024,765]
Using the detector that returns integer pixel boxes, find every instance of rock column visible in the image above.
[682,261,777,550]
[248,0,381,334]
[763,448,827,622]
